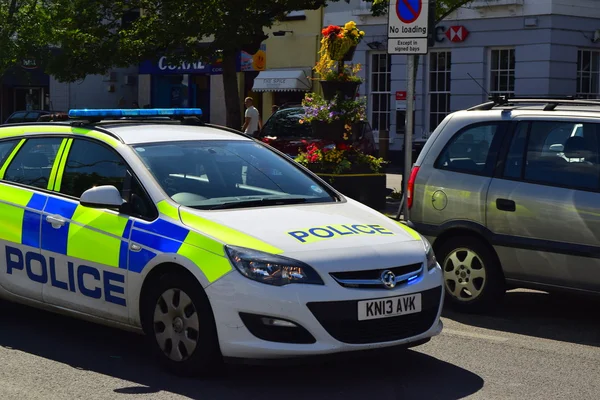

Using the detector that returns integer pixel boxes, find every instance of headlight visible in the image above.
[225,245,324,286]
[420,235,438,271]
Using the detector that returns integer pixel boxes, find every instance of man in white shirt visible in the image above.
[242,97,262,136]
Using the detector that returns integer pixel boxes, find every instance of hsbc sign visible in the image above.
[434,25,470,43]
[446,26,469,42]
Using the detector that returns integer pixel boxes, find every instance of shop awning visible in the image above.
[252,69,312,92]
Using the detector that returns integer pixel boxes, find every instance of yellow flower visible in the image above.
[359,30,365,36]
[344,21,356,30]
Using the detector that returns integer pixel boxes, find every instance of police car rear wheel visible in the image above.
[143,272,222,376]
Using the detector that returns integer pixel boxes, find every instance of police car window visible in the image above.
[133,140,336,209]
[59,139,127,198]
[0,140,19,166]
[3,137,63,189]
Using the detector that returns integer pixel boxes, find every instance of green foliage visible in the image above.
[0,0,473,128]
[0,0,55,73]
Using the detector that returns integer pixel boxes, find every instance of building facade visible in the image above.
[250,9,323,120]
[325,0,600,161]
[48,66,139,114]
[1,61,50,122]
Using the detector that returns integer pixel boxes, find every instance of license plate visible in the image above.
[357,293,422,321]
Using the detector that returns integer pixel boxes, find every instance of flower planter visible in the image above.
[311,120,345,140]
[317,173,387,211]
[342,45,357,61]
[320,80,360,101]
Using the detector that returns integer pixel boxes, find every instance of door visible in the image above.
[14,87,43,111]
[40,138,134,323]
[487,119,600,291]
[0,137,65,301]
[416,121,509,227]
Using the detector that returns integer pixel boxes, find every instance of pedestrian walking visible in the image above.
[242,97,262,137]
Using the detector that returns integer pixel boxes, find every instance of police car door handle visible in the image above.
[45,215,66,228]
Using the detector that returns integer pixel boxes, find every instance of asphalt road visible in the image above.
[0,289,599,400]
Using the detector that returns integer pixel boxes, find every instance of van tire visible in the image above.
[436,236,505,313]
[141,272,223,377]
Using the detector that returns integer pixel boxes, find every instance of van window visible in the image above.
[435,122,506,176]
[504,121,600,190]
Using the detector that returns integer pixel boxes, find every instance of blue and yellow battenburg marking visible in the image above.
[0,182,283,306]
[5,245,127,306]
[287,224,396,244]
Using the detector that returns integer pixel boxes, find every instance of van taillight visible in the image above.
[407,166,420,210]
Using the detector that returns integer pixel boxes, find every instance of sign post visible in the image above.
[387,0,433,220]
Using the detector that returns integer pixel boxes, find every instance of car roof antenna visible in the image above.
[467,72,492,100]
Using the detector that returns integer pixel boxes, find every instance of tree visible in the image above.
[0,0,473,129]
[0,0,55,75]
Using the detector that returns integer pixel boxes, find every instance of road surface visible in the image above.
[0,289,598,399]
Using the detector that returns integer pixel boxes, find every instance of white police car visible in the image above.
[0,108,444,376]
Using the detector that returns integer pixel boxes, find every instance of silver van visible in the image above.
[406,98,600,312]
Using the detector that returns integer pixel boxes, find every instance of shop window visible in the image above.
[369,52,391,132]
[576,49,600,99]
[488,48,515,98]
[429,51,452,132]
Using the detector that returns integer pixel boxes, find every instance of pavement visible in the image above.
[1,289,599,399]
[384,170,403,218]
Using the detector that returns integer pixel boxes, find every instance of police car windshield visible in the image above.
[132,140,337,209]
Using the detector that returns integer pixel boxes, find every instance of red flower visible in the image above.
[321,25,342,36]
[337,143,350,151]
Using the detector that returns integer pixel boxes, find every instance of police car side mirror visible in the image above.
[80,185,125,209]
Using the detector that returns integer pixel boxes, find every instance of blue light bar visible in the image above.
[68,108,203,119]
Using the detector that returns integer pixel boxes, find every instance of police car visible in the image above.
[0,108,443,376]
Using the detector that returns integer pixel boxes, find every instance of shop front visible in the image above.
[139,47,266,124]
[1,59,50,122]
[138,56,220,121]
[251,68,312,112]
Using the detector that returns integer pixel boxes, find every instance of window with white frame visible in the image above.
[369,52,391,132]
[489,48,515,97]
[429,51,452,132]
[576,49,600,99]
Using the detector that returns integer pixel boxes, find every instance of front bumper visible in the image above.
[205,263,444,359]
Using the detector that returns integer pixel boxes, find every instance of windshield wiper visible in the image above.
[208,197,308,210]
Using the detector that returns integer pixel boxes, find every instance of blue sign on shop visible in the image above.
[139,54,242,75]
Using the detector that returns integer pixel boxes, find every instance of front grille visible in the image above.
[306,286,442,344]
[330,263,423,289]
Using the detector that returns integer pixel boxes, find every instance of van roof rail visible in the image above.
[467,96,600,111]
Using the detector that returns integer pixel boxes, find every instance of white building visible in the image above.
[324,0,600,162]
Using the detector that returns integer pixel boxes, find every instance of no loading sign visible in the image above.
[396,0,422,24]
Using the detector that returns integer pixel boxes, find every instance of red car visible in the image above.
[258,106,376,157]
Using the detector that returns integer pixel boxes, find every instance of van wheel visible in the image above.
[437,236,505,313]
[141,272,223,377]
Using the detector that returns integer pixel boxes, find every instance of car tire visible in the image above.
[141,271,223,377]
[436,236,505,313]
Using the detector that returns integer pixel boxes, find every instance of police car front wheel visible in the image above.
[142,272,222,376]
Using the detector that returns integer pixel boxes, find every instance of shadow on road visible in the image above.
[442,289,600,347]
[0,300,483,400]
